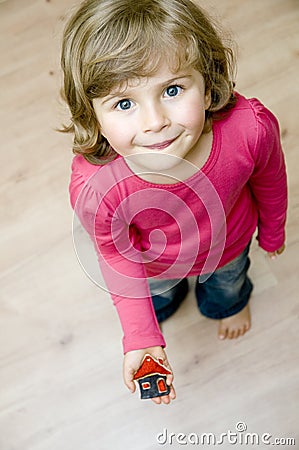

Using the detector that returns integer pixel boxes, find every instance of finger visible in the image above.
[161,385,176,403]
[169,384,176,400]
[161,386,176,403]
[151,394,171,405]
[161,395,171,404]
[151,396,162,405]
[150,384,176,404]
[166,373,174,386]
[157,356,171,371]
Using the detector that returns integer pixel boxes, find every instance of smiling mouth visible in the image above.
[143,136,178,150]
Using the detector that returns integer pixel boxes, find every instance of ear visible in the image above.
[92,99,107,138]
[95,117,108,141]
[204,90,212,110]
[99,125,107,140]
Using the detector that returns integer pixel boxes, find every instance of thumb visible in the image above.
[267,251,277,260]
[123,367,136,393]
[267,244,285,260]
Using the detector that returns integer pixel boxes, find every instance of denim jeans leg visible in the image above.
[196,243,253,319]
[148,278,189,323]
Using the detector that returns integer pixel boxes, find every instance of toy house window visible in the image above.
[157,378,167,393]
[142,382,150,390]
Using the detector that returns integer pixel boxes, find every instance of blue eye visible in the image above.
[116,99,133,110]
[165,85,182,97]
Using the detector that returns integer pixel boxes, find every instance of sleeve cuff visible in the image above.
[122,333,166,354]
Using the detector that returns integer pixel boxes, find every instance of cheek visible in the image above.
[100,118,134,152]
[93,105,133,146]
[176,100,206,132]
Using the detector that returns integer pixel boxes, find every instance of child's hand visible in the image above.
[267,244,285,260]
[123,346,176,404]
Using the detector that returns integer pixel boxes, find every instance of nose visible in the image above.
[141,101,170,133]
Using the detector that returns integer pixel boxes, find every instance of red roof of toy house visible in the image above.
[133,354,172,380]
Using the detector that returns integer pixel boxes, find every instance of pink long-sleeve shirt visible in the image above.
[69,93,287,353]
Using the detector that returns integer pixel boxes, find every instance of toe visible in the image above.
[239,326,245,336]
[218,324,228,340]
[228,329,235,339]
[234,328,241,338]
[244,322,251,333]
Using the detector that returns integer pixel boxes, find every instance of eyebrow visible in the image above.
[100,74,193,104]
[160,74,192,88]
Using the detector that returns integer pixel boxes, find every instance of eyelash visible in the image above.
[115,99,133,111]
[113,84,185,111]
[164,84,184,97]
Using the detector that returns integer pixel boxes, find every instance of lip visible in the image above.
[143,136,178,150]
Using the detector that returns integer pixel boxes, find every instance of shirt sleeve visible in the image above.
[69,159,166,353]
[248,99,287,252]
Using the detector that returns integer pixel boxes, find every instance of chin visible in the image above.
[127,152,183,172]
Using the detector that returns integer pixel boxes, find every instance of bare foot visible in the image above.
[218,304,251,340]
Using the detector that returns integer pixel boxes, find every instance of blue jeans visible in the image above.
[148,243,253,322]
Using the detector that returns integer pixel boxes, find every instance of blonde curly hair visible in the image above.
[61,0,236,164]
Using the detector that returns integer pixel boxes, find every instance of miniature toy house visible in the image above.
[133,354,172,399]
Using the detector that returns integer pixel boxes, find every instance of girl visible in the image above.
[61,0,287,404]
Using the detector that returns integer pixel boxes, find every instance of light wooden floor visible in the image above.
[1,1,298,449]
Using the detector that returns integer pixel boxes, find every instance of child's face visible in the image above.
[93,62,211,172]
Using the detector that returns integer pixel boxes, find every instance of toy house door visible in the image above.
[157,378,167,393]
